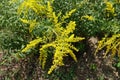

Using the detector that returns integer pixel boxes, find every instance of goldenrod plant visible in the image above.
[16,0,84,74]
[95,34,120,58]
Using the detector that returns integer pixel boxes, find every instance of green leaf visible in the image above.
[117,62,120,68]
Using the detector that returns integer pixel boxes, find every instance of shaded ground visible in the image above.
[75,52,120,80]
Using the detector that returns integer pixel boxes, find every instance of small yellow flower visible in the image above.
[62,9,76,21]
[81,15,94,21]
[62,21,76,36]
[29,19,38,33]
[20,19,37,33]
[22,38,42,52]
[20,18,29,24]
[47,1,53,18]
[105,2,116,17]
[105,2,114,13]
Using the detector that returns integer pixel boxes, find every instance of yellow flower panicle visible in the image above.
[20,18,29,24]
[52,12,58,24]
[22,38,42,52]
[66,49,77,62]
[62,9,76,21]
[95,34,120,58]
[105,2,114,12]
[18,0,45,15]
[46,1,63,34]
[39,49,48,69]
[48,48,64,74]
[105,2,116,17]
[39,43,56,69]
[20,18,38,33]
[95,37,106,55]
[29,19,38,33]
[47,1,53,18]
[62,21,76,36]
[81,15,94,21]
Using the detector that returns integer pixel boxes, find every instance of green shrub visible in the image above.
[53,0,120,37]
[0,0,30,50]
[0,0,31,78]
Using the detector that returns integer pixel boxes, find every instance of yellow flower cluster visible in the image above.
[20,19,38,33]
[105,2,116,17]
[81,15,94,21]
[95,34,120,58]
[65,34,85,43]
[105,2,114,13]
[18,0,45,15]
[29,19,38,33]
[46,1,63,35]
[20,18,29,24]
[62,21,76,36]
[47,1,53,18]
[22,38,42,52]
[39,43,56,69]
[62,9,76,21]
[48,47,65,74]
